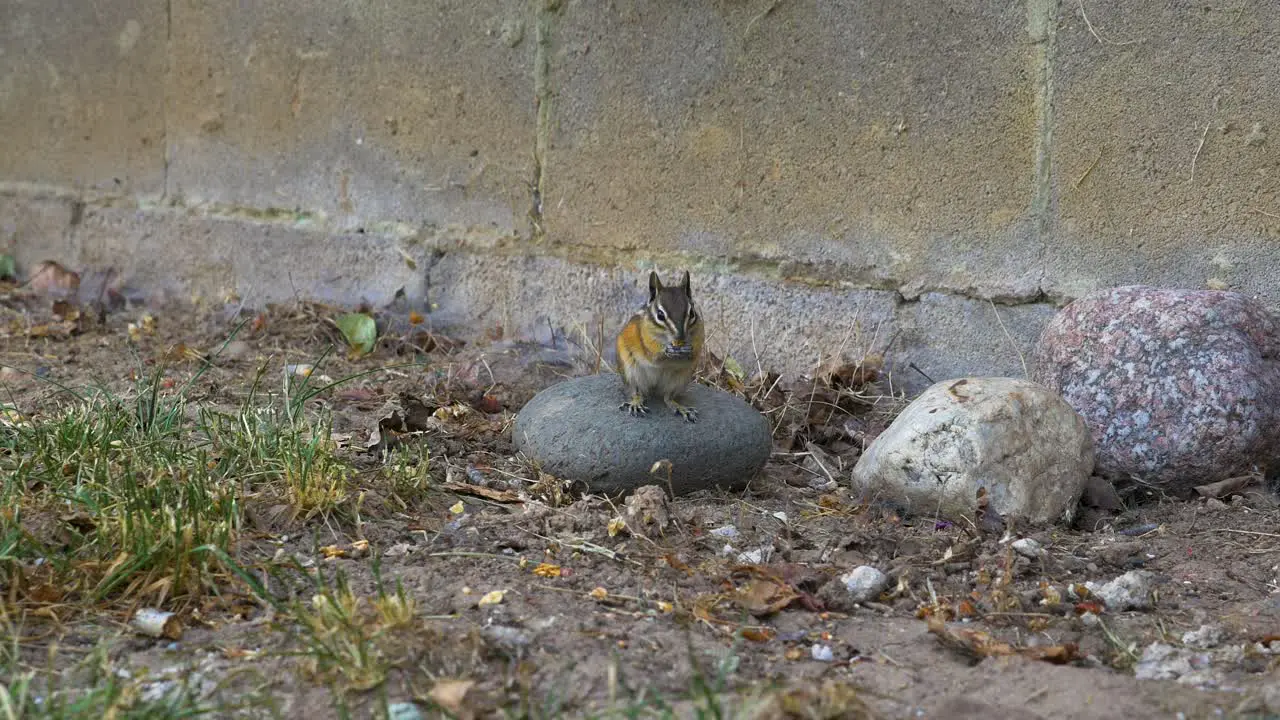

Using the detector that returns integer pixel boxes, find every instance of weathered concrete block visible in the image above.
[0,0,167,194]
[895,293,1060,395]
[423,253,899,380]
[0,194,80,273]
[69,206,425,307]
[544,0,1040,299]
[167,0,535,233]
[1046,2,1280,303]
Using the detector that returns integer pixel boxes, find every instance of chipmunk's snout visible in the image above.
[665,342,693,359]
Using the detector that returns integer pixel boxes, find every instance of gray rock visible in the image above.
[1181,624,1225,649]
[851,377,1093,525]
[840,566,890,603]
[1087,569,1155,611]
[623,485,672,534]
[512,374,771,496]
[386,702,425,720]
[1133,642,1212,682]
[1011,538,1045,559]
[817,565,890,612]
[1033,286,1280,493]
[1080,474,1124,511]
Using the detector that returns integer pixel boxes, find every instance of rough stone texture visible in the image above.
[71,205,425,308]
[851,377,1093,525]
[0,0,167,194]
[839,566,890,604]
[1086,570,1155,612]
[895,294,1059,392]
[512,374,771,497]
[1011,538,1045,559]
[0,194,80,274]
[1032,286,1280,491]
[168,0,534,233]
[816,565,890,612]
[1046,2,1280,301]
[546,0,1040,300]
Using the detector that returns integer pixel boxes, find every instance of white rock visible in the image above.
[1011,538,1045,559]
[851,377,1093,525]
[1181,624,1225,649]
[384,542,414,557]
[1134,642,1212,681]
[709,525,739,538]
[1087,570,1154,611]
[387,702,424,720]
[810,644,835,662]
[840,565,890,603]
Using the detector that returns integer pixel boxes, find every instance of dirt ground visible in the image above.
[2,292,1279,719]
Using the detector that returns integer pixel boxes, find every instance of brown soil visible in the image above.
[2,297,1278,719]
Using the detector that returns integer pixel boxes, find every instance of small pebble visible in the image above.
[387,702,424,720]
[1011,538,1045,559]
[384,543,413,557]
[1087,570,1154,611]
[811,644,834,662]
[1181,624,1225,649]
[840,566,890,604]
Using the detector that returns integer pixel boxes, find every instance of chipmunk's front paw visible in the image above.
[620,395,649,416]
[669,401,698,423]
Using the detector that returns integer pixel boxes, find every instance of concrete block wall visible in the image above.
[2,0,1278,392]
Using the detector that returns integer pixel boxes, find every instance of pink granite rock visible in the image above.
[1032,286,1280,493]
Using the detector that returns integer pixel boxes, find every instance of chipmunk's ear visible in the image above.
[648,271,662,302]
[680,270,691,297]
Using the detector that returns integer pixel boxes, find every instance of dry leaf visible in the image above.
[735,577,801,617]
[928,616,1080,665]
[27,260,80,296]
[428,679,476,716]
[319,545,347,559]
[607,517,627,537]
[532,563,562,578]
[740,627,775,642]
[1193,473,1259,499]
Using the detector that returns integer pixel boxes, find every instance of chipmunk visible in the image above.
[615,270,705,422]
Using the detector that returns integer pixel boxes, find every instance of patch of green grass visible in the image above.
[0,347,359,610]
[0,380,239,606]
[293,570,390,693]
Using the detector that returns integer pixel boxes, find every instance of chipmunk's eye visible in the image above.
[688,312,698,325]
[654,309,667,323]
